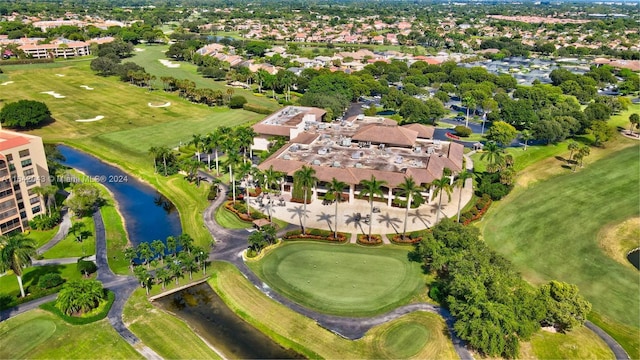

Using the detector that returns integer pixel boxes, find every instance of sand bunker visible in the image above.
[76,115,104,122]
[41,91,65,99]
[0,81,14,86]
[134,47,145,52]
[55,74,65,77]
[148,102,171,108]
[159,59,180,68]
[80,85,94,90]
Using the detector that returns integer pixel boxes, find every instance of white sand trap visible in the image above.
[134,47,145,52]
[40,91,65,99]
[55,74,65,77]
[148,102,171,108]
[76,115,104,122]
[159,59,180,68]
[0,81,14,85]
[80,85,94,90]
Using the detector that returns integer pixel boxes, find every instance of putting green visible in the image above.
[250,242,424,316]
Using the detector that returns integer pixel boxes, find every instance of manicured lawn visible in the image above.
[41,216,95,259]
[210,261,457,359]
[589,311,640,360]
[471,141,570,173]
[0,264,83,299]
[215,205,252,228]
[481,146,639,330]
[27,227,59,249]
[123,289,222,359]
[248,242,425,316]
[0,310,141,359]
[100,192,131,276]
[529,326,614,359]
[608,104,640,130]
[129,44,280,111]
[597,217,640,270]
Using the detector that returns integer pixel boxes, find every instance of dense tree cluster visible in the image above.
[410,219,591,358]
[0,100,52,129]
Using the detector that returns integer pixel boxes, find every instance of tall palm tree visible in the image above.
[359,175,387,240]
[462,95,476,128]
[190,134,204,160]
[0,234,37,297]
[151,239,166,265]
[454,170,473,222]
[155,267,170,290]
[207,129,225,175]
[431,176,453,223]
[567,141,579,163]
[225,151,242,204]
[236,127,258,162]
[327,178,347,239]
[148,146,158,173]
[397,176,423,239]
[293,165,317,234]
[264,165,283,192]
[520,130,533,151]
[237,161,254,217]
[480,141,504,173]
[166,236,177,257]
[32,185,57,215]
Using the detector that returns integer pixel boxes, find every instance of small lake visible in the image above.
[628,249,639,270]
[58,145,182,247]
[155,283,303,359]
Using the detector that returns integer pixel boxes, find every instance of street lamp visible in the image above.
[201,251,206,275]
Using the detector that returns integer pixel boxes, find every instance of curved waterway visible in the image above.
[155,283,303,359]
[58,145,182,246]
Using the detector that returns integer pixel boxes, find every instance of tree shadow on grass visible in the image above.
[22,264,66,288]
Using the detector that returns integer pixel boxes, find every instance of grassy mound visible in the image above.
[249,242,424,316]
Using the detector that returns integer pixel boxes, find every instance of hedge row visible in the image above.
[224,201,266,222]
[39,290,115,325]
[243,103,273,115]
[460,194,492,225]
[0,283,66,310]
[0,58,54,65]
[391,229,431,244]
[284,228,348,243]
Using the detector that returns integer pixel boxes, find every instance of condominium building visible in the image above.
[0,130,51,234]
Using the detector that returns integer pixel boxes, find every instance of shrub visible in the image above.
[0,100,53,129]
[0,58,53,65]
[248,187,262,197]
[207,184,218,200]
[229,95,248,109]
[454,125,472,137]
[243,103,273,115]
[29,212,61,230]
[357,234,382,245]
[41,290,115,325]
[77,259,98,276]
[38,273,65,289]
[478,182,511,200]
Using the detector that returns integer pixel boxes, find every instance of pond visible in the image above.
[155,283,303,359]
[57,145,182,247]
[627,249,639,270]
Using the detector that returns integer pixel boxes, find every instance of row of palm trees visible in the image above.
[292,165,473,241]
[158,76,237,106]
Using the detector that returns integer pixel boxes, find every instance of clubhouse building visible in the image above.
[253,106,464,206]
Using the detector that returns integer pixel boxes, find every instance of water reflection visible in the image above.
[155,283,304,359]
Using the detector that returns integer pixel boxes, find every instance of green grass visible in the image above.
[529,326,614,359]
[27,227,60,249]
[210,261,458,359]
[123,288,222,359]
[128,44,280,111]
[41,216,95,259]
[588,312,640,360]
[0,264,84,299]
[100,191,130,276]
[481,145,640,330]
[609,104,640,130]
[214,205,252,228]
[0,310,142,359]
[248,242,425,317]
[471,141,571,173]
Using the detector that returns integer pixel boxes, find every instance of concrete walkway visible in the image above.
[32,255,95,266]
[36,208,71,255]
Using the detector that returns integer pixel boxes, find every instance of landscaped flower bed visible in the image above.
[391,229,431,244]
[460,194,492,225]
[223,201,266,222]
[357,234,382,246]
[284,228,348,243]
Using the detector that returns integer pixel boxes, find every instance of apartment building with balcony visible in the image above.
[0,130,51,234]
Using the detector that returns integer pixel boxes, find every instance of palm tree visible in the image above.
[236,127,258,162]
[397,176,423,239]
[179,252,197,280]
[136,242,154,269]
[133,266,153,295]
[577,145,590,168]
[123,247,136,272]
[567,141,579,164]
[359,175,387,240]
[431,176,453,223]
[190,134,204,160]
[293,165,318,234]
[629,113,639,137]
[264,165,283,192]
[169,261,182,285]
[462,95,476,128]
[167,236,177,257]
[0,234,37,297]
[155,267,170,290]
[207,129,225,175]
[156,146,171,176]
[32,185,57,215]
[148,146,159,173]
[454,171,473,222]
[151,239,166,265]
[237,161,254,217]
[178,233,194,255]
[69,221,85,243]
[521,130,533,151]
[326,178,347,239]
[480,141,504,173]
[225,151,242,204]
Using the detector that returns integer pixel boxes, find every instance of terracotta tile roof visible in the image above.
[353,124,418,147]
[252,123,291,137]
[447,142,464,171]
[0,132,31,151]
[290,132,319,145]
[257,157,305,176]
[402,123,435,139]
[312,166,359,184]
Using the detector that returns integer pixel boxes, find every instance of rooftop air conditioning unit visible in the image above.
[312,160,321,165]
[332,161,341,167]
[283,154,291,160]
